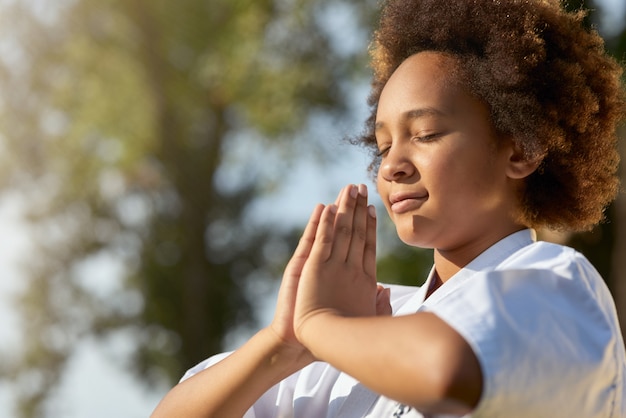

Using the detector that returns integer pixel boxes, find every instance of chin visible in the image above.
[396,229,437,249]
[402,239,436,250]
[393,216,440,249]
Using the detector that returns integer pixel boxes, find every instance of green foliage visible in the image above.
[0,0,378,416]
[0,0,623,416]
[562,0,626,301]
[377,245,432,287]
[375,215,432,286]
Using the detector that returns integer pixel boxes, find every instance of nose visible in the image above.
[379,145,416,182]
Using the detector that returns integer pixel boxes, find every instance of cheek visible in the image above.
[425,150,495,209]
[451,156,507,209]
[375,174,390,210]
[376,172,388,198]
[420,154,454,190]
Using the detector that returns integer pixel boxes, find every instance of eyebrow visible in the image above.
[375,107,447,132]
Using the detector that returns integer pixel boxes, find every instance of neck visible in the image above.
[425,270,444,299]
[433,225,526,282]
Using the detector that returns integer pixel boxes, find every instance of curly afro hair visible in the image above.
[357,0,626,231]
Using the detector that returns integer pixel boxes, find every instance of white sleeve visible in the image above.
[179,351,233,383]
[179,352,284,418]
[422,264,621,417]
[179,354,360,417]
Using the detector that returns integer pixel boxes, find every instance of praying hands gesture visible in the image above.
[152,183,392,418]
[291,184,391,345]
[270,183,391,365]
[272,182,480,414]
[153,183,479,418]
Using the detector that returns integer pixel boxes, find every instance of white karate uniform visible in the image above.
[182,229,626,417]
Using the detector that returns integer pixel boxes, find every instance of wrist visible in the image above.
[295,309,341,356]
[260,327,314,373]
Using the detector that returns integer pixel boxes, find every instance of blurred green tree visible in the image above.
[610,13,626,342]
[559,0,626,338]
[0,0,624,416]
[0,0,378,416]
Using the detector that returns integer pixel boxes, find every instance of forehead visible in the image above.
[378,52,462,113]
[375,52,484,127]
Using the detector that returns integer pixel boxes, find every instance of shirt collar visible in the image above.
[456,228,536,278]
[423,228,536,306]
[394,229,535,315]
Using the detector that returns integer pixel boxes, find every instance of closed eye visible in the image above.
[413,132,442,142]
[376,146,391,158]
[377,132,444,158]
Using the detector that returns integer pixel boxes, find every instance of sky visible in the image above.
[596,0,626,36]
[0,0,625,416]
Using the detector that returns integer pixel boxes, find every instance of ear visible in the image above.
[504,139,544,180]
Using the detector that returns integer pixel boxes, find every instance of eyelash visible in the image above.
[376,147,390,157]
[376,133,440,157]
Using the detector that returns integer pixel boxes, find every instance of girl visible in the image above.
[152,0,626,416]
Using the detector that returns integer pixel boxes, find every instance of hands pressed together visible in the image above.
[269,183,392,365]
[151,183,480,418]
[152,184,396,418]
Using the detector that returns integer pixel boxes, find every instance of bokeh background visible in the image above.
[0,0,624,416]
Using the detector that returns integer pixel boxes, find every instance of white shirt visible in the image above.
[182,230,626,417]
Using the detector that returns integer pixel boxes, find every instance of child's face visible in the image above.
[375,52,522,252]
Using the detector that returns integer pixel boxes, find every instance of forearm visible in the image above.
[151,327,311,418]
[297,312,482,414]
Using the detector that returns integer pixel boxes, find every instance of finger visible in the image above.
[363,204,377,278]
[285,204,325,276]
[334,185,347,206]
[345,184,370,265]
[278,204,325,326]
[376,286,392,316]
[308,203,338,262]
[331,184,358,262]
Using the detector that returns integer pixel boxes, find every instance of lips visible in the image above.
[389,191,428,214]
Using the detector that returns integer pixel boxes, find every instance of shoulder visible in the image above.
[423,241,625,417]
[447,240,618,353]
[501,239,593,274]
[495,240,616,308]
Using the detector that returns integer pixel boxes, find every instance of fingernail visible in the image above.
[358,184,367,197]
[349,185,358,198]
[329,204,338,214]
[368,205,376,218]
